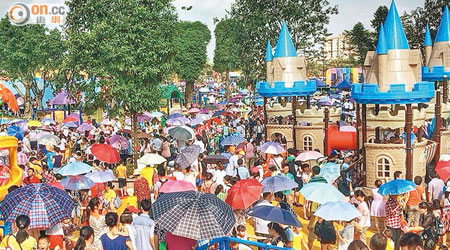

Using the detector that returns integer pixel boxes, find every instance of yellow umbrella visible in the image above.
[27,120,42,127]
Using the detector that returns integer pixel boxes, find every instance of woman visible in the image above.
[0,215,37,250]
[182,166,197,187]
[440,182,450,245]
[266,222,288,247]
[88,198,108,249]
[314,217,336,250]
[74,226,102,250]
[161,138,171,159]
[201,172,217,194]
[100,212,133,250]
[274,192,294,214]
[407,202,438,250]
[370,179,386,232]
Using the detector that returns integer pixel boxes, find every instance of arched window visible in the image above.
[377,156,391,178]
[303,135,313,151]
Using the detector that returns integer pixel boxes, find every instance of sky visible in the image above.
[0,0,426,61]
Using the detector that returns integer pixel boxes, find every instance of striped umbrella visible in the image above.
[152,191,235,240]
[220,134,245,146]
[175,145,201,169]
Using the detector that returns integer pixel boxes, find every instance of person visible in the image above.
[394,171,403,180]
[370,233,387,250]
[119,212,136,250]
[314,217,336,250]
[244,139,255,169]
[407,202,438,250]
[407,176,425,227]
[266,222,288,247]
[354,190,370,244]
[338,220,354,250]
[172,164,184,180]
[0,215,37,250]
[133,175,150,209]
[88,198,108,249]
[385,195,405,250]
[348,240,369,250]
[115,160,127,197]
[234,159,249,179]
[428,173,445,202]
[104,182,118,210]
[441,182,450,245]
[252,192,273,243]
[399,233,423,250]
[214,184,227,201]
[201,172,217,194]
[23,167,40,184]
[279,165,294,203]
[73,226,99,250]
[274,192,294,214]
[371,180,386,232]
[38,235,59,250]
[132,199,155,250]
[337,171,352,198]
[100,212,133,250]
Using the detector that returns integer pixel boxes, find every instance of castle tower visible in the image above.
[424,24,432,65]
[265,40,274,84]
[364,1,422,91]
[428,6,450,70]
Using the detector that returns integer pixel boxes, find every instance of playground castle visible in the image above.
[257,1,450,187]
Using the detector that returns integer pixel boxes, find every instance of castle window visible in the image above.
[377,156,391,178]
[303,135,313,151]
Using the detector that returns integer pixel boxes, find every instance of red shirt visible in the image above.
[24,175,41,185]
[385,197,402,229]
[134,178,151,202]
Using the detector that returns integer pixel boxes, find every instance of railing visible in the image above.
[196,236,293,250]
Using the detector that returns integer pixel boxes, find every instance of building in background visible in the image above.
[324,33,354,60]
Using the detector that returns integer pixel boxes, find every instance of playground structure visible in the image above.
[258,1,450,187]
[0,136,22,201]
[325,67,362,85]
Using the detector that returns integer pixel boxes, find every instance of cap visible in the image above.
[330,150,338,156]
[239,150,245,155]
[344,152,353,158]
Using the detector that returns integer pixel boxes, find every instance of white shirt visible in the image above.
[132,214,155,250]
[59,138,67,151]
[173,171,184,181]
[357,201,371,227]
[193,140,205,153]
[236,125,245,137]
[254,200,273,234]
[227,155,239,176]
[213,170,227,186]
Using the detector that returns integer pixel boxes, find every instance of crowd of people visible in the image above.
[0,87,448,250]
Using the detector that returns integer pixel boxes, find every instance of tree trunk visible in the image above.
[185,81,194,108]
[132,113,139,168]
[225,70,230,100]
[23,87,33,118]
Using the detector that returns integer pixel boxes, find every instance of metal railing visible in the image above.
[196,236,293,250]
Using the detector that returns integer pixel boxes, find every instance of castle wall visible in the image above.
[295,126,324,153]
[428,41,450,71]
[272,56,306,87]
[267,124,294,149]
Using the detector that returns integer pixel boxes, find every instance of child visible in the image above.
[292,226,309,250]
[38,235,60,250]
[354,190,370,244]
[338,220,354,250]
[383,229,395,250]
[0,159,10,186]
[314,217,336,250]
[120,212,137,250]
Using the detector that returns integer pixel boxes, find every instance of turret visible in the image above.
[376,23,388,91]
[265,40,274,84]
[428,6,450,70]
[424,24,432,65]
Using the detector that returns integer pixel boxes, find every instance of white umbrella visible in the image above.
[139,153,167,166]
[260,142,285,154]
[38,134,61,146]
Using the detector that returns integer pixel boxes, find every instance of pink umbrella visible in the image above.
[187,108,200,114]
[109,135,128,149]
[295,151,324,162]
[339,126,357,132]
[166,118,184,126]
[51,91,75,105]
[159,180,196,193]
[77,123,95,132]
[137,112,151,123]
[30,131,51,141]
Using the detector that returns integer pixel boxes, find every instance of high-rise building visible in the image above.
[324,34,354,60]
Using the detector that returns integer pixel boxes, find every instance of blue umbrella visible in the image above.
[220,134,245,146]
[212,110,225,117]
[86,170,116,183]
[61,175,95,190]
[58,162,93,176]
[248,205,301,227]
[334,79,352,90]
[261,176,298,193]
[300,183,344,204]
[319,162,341,184]
[378,179,416,195]
[7,125,24,140]
[63,122,78,128]
[314,201,362,221]
[0,118,9,125]
[168,113,184,119]
[42,118,56,125]
[318,96,332,106]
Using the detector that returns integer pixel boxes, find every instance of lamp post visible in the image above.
[181,5,193,20]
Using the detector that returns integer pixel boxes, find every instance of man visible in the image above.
[234,159,249,179]
[279,165,294,204]
[399,233,423,250]
[244,139,255,169]
[226,149,241,176]
[132,199,156,250]
[308,166,327,184]
[17,146,28,167]
[385,195,405,250]
[193,135,205,153]
[406,176,425,227]
[307,165,327,249]
[370,233,387,250]
[24,168,40,184]
[394,171,403,179]
[252,193,273,248]
[428,172,444,201]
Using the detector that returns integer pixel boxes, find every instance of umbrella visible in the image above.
[300,183,344,204]
[226,179,263,209]
[198,87,210,93]
[318,96,333,106]
[166,118,184,126]
[436,160,450,170]
[58,162,93,176]
[63,122,78,128]
[196,113,210,121]
[205,104,219,110]
[51,91,75,105]
[319,162,341,184]
[137,113,151,123]
[0,84,18,112]
[101,119,113,125]
[203,155,229,164]
[261,176,298,193]
[62,116,78,123]
[436,166,450,182]
[152,191,235,240]
[221,134,245,146]
[378,179,416,195]
[139,153,167,165]
[168,126,195,140]
[0,118,9,125]
[168,113,184,119]
[38,134,61,146]
[260,142,285,155]
[159,180,196,193]
[109,135,129,150]
[187,108,200,114]
[86,170,116,183]
[48,182,64,190]
[212,110,225,117]
[0,184,75,229]
[27,120,42,127]
[295,151,324,162]
[175,145,201,169]
[61,175,95,190]
[150,111,165,118]
[42,118,56,126]
[7,125,24,140]
[247,205,301,227]
[190,118,204,126]
[90,143,120,163]
[314,201,362,221]
[30,131,51,141]
[77,123,95,132]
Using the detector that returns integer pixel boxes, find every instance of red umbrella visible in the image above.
[63,116,77,123]
[90,143,120,163]
[435,161,450,170]
[225,179,263,210]
[436,161,450,181]
[159,180,196,193]
[48,182,64,190]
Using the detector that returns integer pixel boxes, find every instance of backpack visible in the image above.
[5,234,23,250]
[421,215,444,249]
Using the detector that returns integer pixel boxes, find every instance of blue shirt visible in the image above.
[46,152,55,170]
[234,166,249,179]
[100,234,129,250]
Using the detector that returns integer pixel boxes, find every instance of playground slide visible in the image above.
[0,136,23,201]
[326,125,357,155]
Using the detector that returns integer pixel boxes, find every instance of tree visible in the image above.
[64,0,177,165]
[0,17,64,116]
[172,21,211,106]
[229,0,338,84]
[345,22,375,65]
[371,6,389,33]
[213,17,241,99]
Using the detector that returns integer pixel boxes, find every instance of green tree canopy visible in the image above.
[173,21,211,105]
[371,6,389,33]
[229,0,338,84]
[345,22,375,65]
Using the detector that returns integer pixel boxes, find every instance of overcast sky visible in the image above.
[1,0,426,61]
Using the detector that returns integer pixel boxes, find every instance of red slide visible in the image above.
[326,125,357,155]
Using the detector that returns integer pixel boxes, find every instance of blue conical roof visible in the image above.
[383,0,409,50]
[424,24,432,46]
[265,40,273,61]
[274,21,297,58]
[435,6,450,42]
[376,23,388,54]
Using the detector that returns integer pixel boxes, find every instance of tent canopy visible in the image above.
[160,85,182,99]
